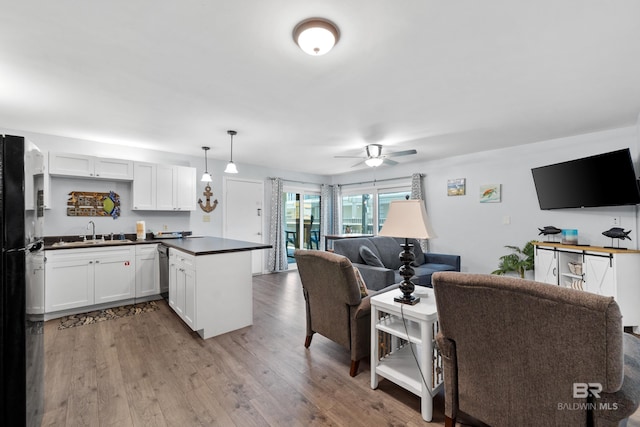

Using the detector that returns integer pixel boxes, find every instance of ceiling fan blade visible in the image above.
[351,159,366,168]
[334,155,365,159]
[385,149,417,158]
[382,158,398,166]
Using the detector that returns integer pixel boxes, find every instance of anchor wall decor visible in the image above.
[198,184,218,213]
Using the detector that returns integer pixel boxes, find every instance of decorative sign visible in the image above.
[67,191,120,219]
[198,184,218,213]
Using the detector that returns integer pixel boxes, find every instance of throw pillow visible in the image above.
[353,267,368,297]
[359,245,384,267]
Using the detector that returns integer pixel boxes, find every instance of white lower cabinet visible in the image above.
[135,244,160,298]
[45,246,135,313]
[168,248,196,330]
[534,242,640,331]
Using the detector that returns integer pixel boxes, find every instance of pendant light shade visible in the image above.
[293,18,340,56]
[201,146,212,182]
[224,130,238,174]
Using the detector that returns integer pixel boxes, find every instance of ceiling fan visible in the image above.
[334,144,417,168]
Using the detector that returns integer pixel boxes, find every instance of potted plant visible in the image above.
[491,240,535,279]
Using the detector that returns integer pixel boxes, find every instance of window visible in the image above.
[341,185,410,235]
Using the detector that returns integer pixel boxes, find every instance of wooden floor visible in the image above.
[42,271,640,426]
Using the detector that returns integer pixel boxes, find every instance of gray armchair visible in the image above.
[432,271,640,427]
[294,249,397,377]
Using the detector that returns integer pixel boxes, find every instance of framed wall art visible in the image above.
[447,178,466,196]
[480,184,501,203]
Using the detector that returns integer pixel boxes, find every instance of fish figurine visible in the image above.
[602,227,632,241]
[538,226,562,236]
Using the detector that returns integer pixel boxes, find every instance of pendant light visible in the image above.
[201,146,212,182]
[224,130,238,174]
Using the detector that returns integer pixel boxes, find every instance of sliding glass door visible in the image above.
[284,190,321,265]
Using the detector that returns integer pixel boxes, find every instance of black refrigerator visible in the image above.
[1,135,45,426]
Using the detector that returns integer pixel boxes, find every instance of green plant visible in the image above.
[491,240,535,278]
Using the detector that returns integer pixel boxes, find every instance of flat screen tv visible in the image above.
[531,148,640,210]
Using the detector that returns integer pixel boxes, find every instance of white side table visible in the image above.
[370,287,443,422]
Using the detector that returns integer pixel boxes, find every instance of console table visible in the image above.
[370,287,443,422]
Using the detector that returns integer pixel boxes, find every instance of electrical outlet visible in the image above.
[612,217,620,226]
[163,224,168,231]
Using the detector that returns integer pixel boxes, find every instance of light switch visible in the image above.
[203,215,210,223]
[503,215,511,225]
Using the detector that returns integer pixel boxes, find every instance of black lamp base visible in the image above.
[394,239,421,305]
[394,294,420,305]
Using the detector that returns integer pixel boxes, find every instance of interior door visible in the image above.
[224,178,264,274]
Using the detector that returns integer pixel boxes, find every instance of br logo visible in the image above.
[573,383,602,398]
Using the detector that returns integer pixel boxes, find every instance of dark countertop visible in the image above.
[45,235,271,255]
[159,236,271,256]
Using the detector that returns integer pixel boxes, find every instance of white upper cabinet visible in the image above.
[49,152,133,180]
[133,162,196,211]
[132,162,157,210]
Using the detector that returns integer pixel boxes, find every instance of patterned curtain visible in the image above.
[267,178,288,271]
[410,173,429,252]
[332,184,342,235]
[320,184,332,251]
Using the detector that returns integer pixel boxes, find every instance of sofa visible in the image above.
[332,236,460,291]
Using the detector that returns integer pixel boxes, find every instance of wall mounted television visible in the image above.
[531,148,640,210]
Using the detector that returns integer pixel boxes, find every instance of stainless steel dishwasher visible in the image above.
[157,244,169,299]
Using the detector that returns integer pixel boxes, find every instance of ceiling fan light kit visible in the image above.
[293,18,340,56]
[334,143,417,168]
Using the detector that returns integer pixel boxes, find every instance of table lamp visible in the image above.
[378,198,433,305]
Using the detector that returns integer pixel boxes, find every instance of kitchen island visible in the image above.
[160,237,271,339]
[44,236,271,339]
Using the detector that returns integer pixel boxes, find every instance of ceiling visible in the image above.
[2,1,640,176]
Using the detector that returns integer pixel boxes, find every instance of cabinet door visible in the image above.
[175,166,196,211]
[168,255,178,310]
[133,162,157,210]
[95,158,133,180]
[49,152,94,177]
[183,267,196,329]
[534,247,557,285]
[45,258,94,312]
[94,251,135,304]
[174,266,186,319]
[135,246,159,297]
[583,255,615,297]
[156,164,176,211]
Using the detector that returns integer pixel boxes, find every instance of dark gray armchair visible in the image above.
[294,249,397,376]
[432,271,640,427]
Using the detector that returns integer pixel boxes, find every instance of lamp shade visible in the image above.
[378,200,434,239]
[365,157,383,167]
[224,161,238,174]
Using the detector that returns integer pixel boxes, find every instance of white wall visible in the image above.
[334,126,640,274]
[2,128,328,240]
[6,125,640,275]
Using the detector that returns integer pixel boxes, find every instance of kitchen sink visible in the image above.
[52,239,133,247]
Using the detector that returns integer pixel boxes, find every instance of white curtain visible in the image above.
[267,178,288,271]
[410,173,429,252]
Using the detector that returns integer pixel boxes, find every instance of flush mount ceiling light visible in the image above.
[200,146,212,182]
[224,130,238,174]
[293,18,340,56]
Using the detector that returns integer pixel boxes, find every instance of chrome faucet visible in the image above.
[87,221,96,241]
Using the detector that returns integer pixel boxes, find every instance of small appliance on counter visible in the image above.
[152,231,192,239]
